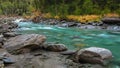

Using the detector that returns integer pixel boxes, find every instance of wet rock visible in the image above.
[60,22,78,27]
[102,17,120,25]
[61,23,69,27]
[76,47,112,65]
[46,44,67,52]
[19,19,30,22]
[3,34,46,54]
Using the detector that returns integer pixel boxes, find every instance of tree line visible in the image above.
[0,0,120,16]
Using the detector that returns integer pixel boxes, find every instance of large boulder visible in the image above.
[76,47,113,65]
[3,34,46,54]
[102,17,120,25]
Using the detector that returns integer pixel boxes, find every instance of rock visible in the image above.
[3,34,46,54]
[46,44,67,52]
[32,16,40,23]
[76,47,113,65]
[7,22,18,29]
[0,43,2,48]
[0,61,4,68]
[0,35,4,43]
[60,50,76,55]
[102,17,120,25]
[0,35,4,47]
[0,22,18,34]
[3,32,21,37]
[3,57,15,64]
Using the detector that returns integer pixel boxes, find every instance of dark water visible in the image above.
[16,21,120,68]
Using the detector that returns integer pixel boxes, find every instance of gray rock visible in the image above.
[0,35,4,43]
[60,50,76,55]
[3,32,21,37]
[3,34,46,54]
[0,61,4,68]
[46,44,67,52]
[3,57,15,64]
[76,47,113,65]
[102,17,120,25]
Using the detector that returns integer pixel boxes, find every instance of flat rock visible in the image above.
[3,34,46,54]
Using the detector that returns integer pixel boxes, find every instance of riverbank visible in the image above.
[26,15,120,31]
[0,16,116,68]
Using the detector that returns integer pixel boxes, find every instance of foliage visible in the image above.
[0,0,119,19]
[67,15,101,23]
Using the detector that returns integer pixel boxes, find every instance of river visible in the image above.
[16,21,120,68]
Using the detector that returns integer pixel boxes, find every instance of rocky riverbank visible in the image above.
[0,16,115,68]
[31,16,120,31]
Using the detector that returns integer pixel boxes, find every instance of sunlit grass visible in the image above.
[23,11,120,23]
[67,15,101,23]
[104,13,120,18]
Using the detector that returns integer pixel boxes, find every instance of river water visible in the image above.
[16,21,120,68]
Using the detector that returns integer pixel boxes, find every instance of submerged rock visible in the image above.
[76,47,113,65]
[3,34,46,54]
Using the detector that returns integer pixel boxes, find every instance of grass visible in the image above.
[23,11,120,23]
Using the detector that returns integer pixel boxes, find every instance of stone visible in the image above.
[3,34,46,54]
[76,47,113,65]
[60,50,76,55]
[3,57,15,64]
[0,61,4,68]
[46,44,67,52]
[32,16,40,23]
[102,17,120,25]
[0,35,4,47]
[3,32,21,37]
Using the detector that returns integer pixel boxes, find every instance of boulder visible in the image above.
[3,34,46,54]
[46,44,67,52]
[102,17,120,25]
[0,22,18,33]
[76,47,113,65]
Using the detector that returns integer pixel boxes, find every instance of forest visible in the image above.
[0,0,120,16]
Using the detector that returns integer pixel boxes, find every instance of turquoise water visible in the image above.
[16,22,120,68]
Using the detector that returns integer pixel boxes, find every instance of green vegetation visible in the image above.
[0,0,120,17]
